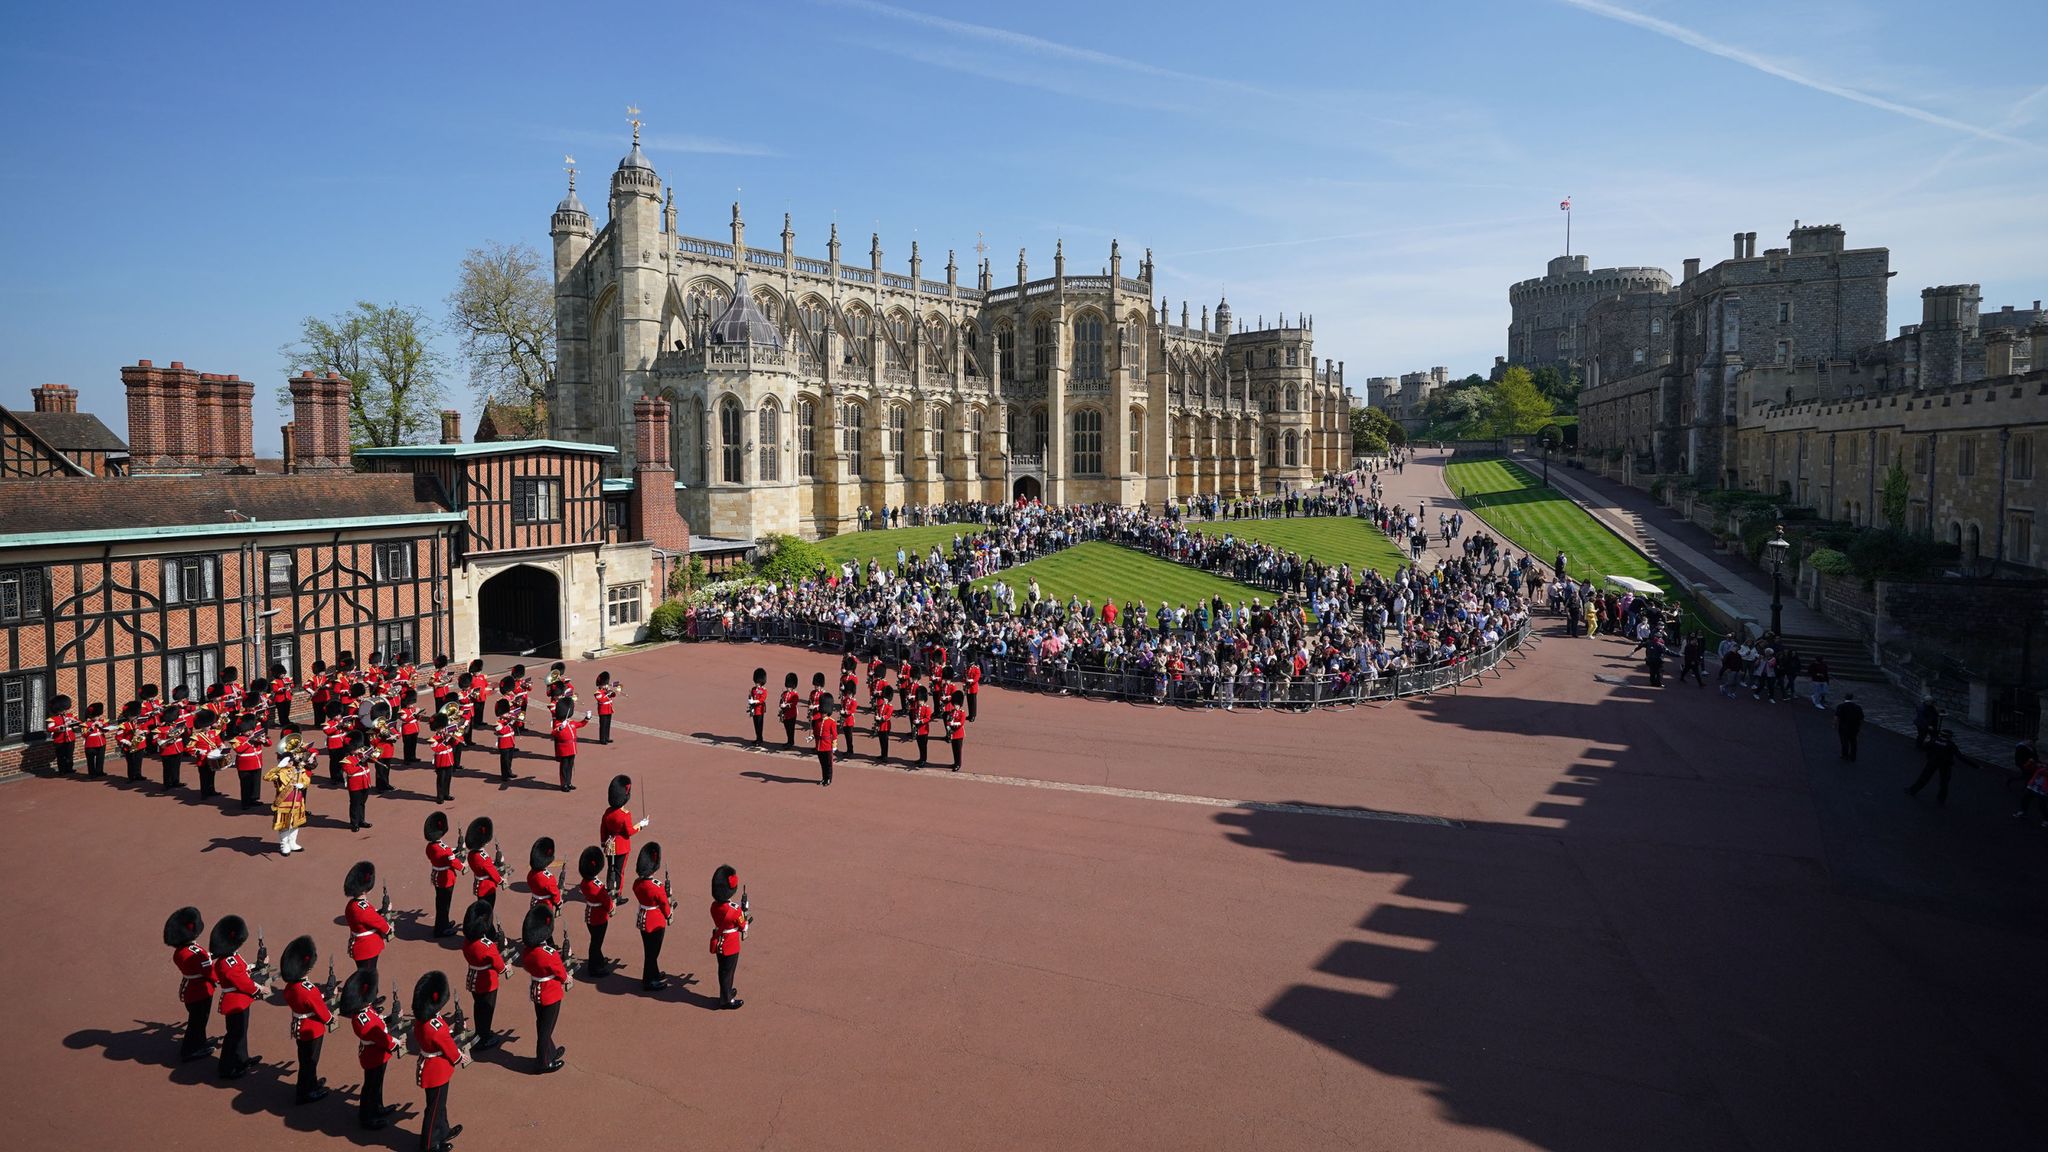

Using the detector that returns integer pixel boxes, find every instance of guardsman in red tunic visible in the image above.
[431,722,459,803]
[778,673,800,747]
[190,707,223,798]
[412,971,468,1152]
[550,700,591,793]
[232,719,268,809]
[519,904,572,1073]
[165,906,216,1062]
[528,837,563,918]
[491,700,517,786]
[267,662,296,728]
[279,935,333,1104]
[398,687,422,764]
[508,664,533,732]
[839,655,859,711]
[631,842,672,991]
[465,816,502,913]
[866,653,886,702]
[913,687,934,768]
[343,860,392,975]
[342,732,375,831]
[80,701,108,778]
[155,711,187,791]
[322,712,348,786]
[574,846,613,979]
[814,693,838,787]
[709,865,748,1010]
[945,690,967,772]
[460,899,507,1051]
[593,671,621,744]
[965,661,982,722]
[423,811,464,937]
[430,654,454,718]
[371,708,398,793]
[117,701,148,781]
[599,775,648,900]
[747,667,768,744]
[210,915,259,1080]
[307,659,331,725]
[338,971,400,1130]
[873,684,896,761]
[838,690,858,756]
[807,673,826,737]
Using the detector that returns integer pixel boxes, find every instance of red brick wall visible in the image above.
[630,398,689,555]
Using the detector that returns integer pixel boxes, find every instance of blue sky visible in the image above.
[3,0,2042,450]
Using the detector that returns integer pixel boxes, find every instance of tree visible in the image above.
[280,302,447,446]
[1529,365,1581,412]
[1350,406,1403,454]
[447,241,556,427]
[1483,365,1556,437]
[1881,462,1910,529]
[1425,388,1486,438]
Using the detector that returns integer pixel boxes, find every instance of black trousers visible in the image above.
[238,770,261,808]
[197,760,218,797]
[403,734,418,763]
[435,767,453,803]
[782,719,796,746]
[419,1082,451,1151]
[585,921,608,975]
[182,998,211,1059]
[598,713,612,743]
[641,927,664,985]
[54,741,75,773]
[473,988,496,1043]
[499,748,514,781]
[817,749,833,785]
[1839,726,1861,761]
[375,761,391,791]
[160,753,182,790]
[218,1007,249,1075]
[84,745,105,777]
[717,951,740,1005]
[876,731,890,760]
[915,735,929,765]
[950,738,962,770]
[1909,759,1953,804]
[327,749,344,785]
[751,713,764,742]
[359,1061,386,1127]
[355,954,379,977]
[272,701,292,729]
[434,886,454,934]
[295,1034,324,1100]
[604,854,624,898]
[558,755,574,791]
[534,999,560,1066]
[967,693,977,721]
[125,751,146,781]
[842,725,854,755]
[348,789,368,830]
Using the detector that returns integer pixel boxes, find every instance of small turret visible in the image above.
[1214,296,1233,336]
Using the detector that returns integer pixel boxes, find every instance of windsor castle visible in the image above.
[546,131,1352,540]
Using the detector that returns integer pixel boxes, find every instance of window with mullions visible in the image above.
[1032,318,1053,384]
[1074,314,1104,380]
[373,542,415,582]
[931,406,947,473]
[374,621,416,663]
[266,637,297,681]
[841,403,865,478]
[1,672,48,742]
[607,583,644,628]
[758,402,781,483]
[511,478,563,524]
[719,398,744,483]
[265,550,294,591]
[797,399,817,477]
[165,647,219,703]
[888,406,908,476]
[0,566,45,622]
[1071,409,1103,475]
[162,555,218,604]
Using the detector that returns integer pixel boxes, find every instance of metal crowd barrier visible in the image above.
[679,615,1532,711]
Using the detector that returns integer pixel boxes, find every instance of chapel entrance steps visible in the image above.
[1780,633,1885,683]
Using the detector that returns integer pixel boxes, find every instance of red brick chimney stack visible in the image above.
[629,396,689,560]
[288,371,355,471]
[280,424,298,474]
[119,361,257,473]
[30,384,78,413]
[440,409,463,444]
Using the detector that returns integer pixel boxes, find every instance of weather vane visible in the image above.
[563,155,577,191]
[974,231,988,260]
[626,105,642,144]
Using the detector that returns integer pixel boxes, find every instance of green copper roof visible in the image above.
[353,440,618,459]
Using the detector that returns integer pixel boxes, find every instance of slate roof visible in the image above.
[0,473,455,541]
[7,409,126,452]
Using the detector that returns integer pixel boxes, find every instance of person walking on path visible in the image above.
[1808,656,1832,709]
[1914,697,1941,749]
[1906,728,1959,805]
[2013,747,2048,825]
[1835,693,1864,761]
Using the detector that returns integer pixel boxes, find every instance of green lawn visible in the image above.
[1189,516,1410,576]
[815,524,969,572]
[974,541,1277,611]
[1444,459,1675,590]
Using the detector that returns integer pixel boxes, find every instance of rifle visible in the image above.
[323,957,339,1003]
[661,868,672,903]
[492,840,505,877]
[379,882,392,923]
[450,996,469,1047]
[559,929,576,978]
[741,885,753,938]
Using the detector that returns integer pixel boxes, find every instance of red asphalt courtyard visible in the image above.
[5,611,2046,1151]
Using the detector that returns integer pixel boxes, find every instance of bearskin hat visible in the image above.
[820,692,835,714]
[208,914,249,955]
[635,841,662,878]
[50,693,73,713]
[280,934,317,984]
[607,774,631,810]
[268,662,289,680]
[784,672,798,688]
[464,816,493,852]
[312,660,328,675]
[84,701,105,720]
[337,970,378,1016]
[163,906,203,948]
[368,701,391,723]
[498,674,516,696]
[399,686,418,707]
[221,666,240,685]
[879,683,894,701]
[549,661,566,676]
[118,700,141,722]
[712,865,738,903]
[411,970,451,1022]
[462,899,495,942]
[141,683,161,701]
[529,836,555,872]
[423,810,449,842]
[434,654,450,670]
[520,903,555,951]
[494,699,510,718]
[812,672,826,686]
[553,696,574,722]
[512,663,527,679]
[577,845,605,881]
[193,707,218,728]
[338,651,356,672]
[468,659,484,675]
[344,860,377,898]
[752,667,767,685]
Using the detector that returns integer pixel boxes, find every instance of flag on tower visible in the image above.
[1560,198,1571,211]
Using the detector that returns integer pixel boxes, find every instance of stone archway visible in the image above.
[1012,476,1042,503]
[477,564,561,658]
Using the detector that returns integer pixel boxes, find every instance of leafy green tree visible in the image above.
[1483,365,1557,437]
[1881,462,1910,529]
[447,241,556,428]
[280,301,447,446]
[755,533,830,585]
[1350,406,1403,454]
[1529,365,1582,412]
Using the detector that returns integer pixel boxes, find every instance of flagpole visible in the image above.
[1565,205,1572,260]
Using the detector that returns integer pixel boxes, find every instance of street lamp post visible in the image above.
[595,557,608,652]
[1764,526,1790,638]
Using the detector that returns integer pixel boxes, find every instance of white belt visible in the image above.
[533,974,558,983]
[638,904,660,914]
[350,929,378,938]
[431,865,452,874]
[467,963,494,972]
[292,1012,317,1021]
[717,927,740,936]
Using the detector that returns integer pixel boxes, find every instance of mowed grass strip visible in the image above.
[975,541,1275,609]
[815,524,969,572]
[1444,458,1682,596]
[1189,516,1410,576]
